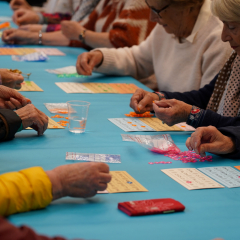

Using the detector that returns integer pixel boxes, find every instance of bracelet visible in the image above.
[38,30,43,45]
[79,29,86,44]
[154,92,165,101]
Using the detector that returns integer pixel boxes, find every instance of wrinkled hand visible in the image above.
[76,51,103,76]
[12,9,39,26]
[10,0,32,11]
[0,69,24,89]
[0,85,31,109]
[130,88,159,113]
[186,126,236,157]
[15,104,48,135]
[19,24,43,32]
[153,99,192,126]
[61,20,85,40]
[46,162,112,200]
[2,28,38,45]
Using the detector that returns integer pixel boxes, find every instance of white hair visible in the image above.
[211,0,240,22]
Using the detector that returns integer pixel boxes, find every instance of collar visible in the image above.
[185,0,212,43]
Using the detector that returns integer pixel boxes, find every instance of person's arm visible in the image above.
[41,31,70,46]
[0,109,22,142]
[161,74,218,108]
[40,12,72,24]
[69,0,156,49]
[0,167,52,217]
[0,163,111,217]
[0,217,67,240]
[90,28,157,79]
[187,109,240,129]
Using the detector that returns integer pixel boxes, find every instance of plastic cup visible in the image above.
[67,101,90,133]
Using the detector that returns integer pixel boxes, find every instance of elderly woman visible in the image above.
[77,0,232,92]
[186,126,240,159]
[129,0,240,131]
[2,0,156,50]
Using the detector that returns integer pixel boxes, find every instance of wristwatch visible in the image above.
[79,29,86,44]
[38,30,42,45]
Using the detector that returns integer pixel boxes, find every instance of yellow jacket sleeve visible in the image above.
[0,167,52,217]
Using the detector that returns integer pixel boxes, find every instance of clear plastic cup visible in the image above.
[67,101,90,133]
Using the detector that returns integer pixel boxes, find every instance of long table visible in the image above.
[0,3,240,240]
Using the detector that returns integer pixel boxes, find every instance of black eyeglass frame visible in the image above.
[145,0,170,18]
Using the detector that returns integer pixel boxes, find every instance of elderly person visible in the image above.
[0,85,48,138]
[2,0,156,50]
[186,126,239,159]
[0,162,111,239]
[77,0,232,92]
[129,0,240,131]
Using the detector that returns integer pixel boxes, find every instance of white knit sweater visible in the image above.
[94,0,232,92]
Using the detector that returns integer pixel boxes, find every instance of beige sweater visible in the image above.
[94,0,232,92]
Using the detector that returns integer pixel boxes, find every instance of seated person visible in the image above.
[0,85,48,138]
[122,0,240,130]
[11,0,100,32]
[3,0,156,50]
[186,126,240,159]
[0,162,111,239]
[76,0,232,93]
[0,68,24,89]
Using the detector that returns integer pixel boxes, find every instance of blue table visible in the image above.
[0,3,240,240]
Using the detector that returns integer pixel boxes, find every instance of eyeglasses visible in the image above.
[145,0,170,18]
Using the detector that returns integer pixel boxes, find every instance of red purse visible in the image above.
[118,198,185,216]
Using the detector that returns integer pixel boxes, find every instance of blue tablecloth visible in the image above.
[0,3,240,240]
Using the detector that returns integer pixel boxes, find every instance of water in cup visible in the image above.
[67,101,90,134]
[69,117,87,133]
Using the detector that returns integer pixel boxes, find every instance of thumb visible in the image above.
[154,100,171,108]
[89,54,102,70]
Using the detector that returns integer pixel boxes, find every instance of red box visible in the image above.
[118,198,185,216]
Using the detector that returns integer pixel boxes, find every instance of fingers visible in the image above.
[12,73,24,89]
[188,130,203,155]
[21,98,31,106]
[33,108,48,135]
[76,52,103,76]
[95,172,112,191]
[185,137,192,151]
[5,101,16,110]
[153,100,172,108]
[9,97,23,109]
[130,89,158,113]
[15,104,48,135]
[19,24,30,31]
[2,29,16,43]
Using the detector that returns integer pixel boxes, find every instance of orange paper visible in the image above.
[234,166,240,171]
